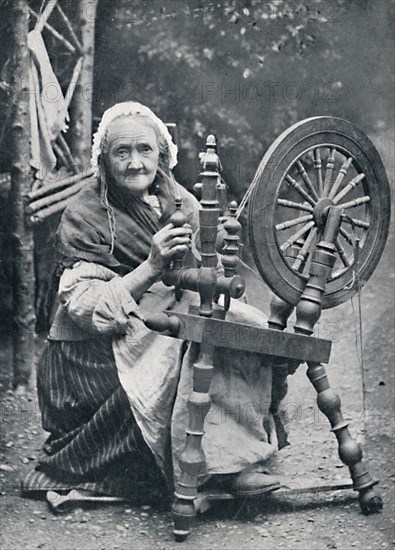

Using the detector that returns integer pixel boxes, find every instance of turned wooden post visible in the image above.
[306,362,380,511]
[172,137,221,540]
[267,237,300,418]
[268,295,295,446]
[220,201,241,311]
[197,136,220,317]
[268,295,294,331]
[172,343,215,541]
[293,205,381,512]
[294,205,341,335]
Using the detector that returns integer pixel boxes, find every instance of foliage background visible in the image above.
[0,0,393,194]
[93,0,394,197]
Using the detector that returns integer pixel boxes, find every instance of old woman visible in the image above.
[24,102,281,503]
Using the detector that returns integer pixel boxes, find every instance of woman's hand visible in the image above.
[148,223,192,272]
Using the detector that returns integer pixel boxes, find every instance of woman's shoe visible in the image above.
[225,471,280,497]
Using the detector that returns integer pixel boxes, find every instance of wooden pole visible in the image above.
[27,180,86,215]
[9,0,36,390]
[69,0,98,169]
[33,0,58,33]
[65,57,84,109]
[55,3,84,53]
[26,169,93,201]
[56,133,78,174]
[28,6,77,54]
[29,190,82,224]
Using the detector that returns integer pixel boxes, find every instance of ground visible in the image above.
[1,208,394,549]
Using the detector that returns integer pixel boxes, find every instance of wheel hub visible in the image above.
[313,198,335,231]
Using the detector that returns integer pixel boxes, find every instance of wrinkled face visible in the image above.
[105,116,160,198]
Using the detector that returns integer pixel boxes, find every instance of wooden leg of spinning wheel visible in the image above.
[268,294,294,331]
[306,362,382,514]
[173,343,215,541]
[268,295,299,448]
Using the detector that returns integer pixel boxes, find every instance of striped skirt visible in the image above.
[22,338,168,502]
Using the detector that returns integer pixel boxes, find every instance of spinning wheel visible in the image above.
[145,121,390,541]
[248,117,391,308]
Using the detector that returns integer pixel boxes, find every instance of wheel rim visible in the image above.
[248,117,391,309]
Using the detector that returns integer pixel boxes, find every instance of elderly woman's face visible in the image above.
[105,116,160,198]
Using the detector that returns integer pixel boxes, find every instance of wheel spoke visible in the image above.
[338,196,370,210]
[292,227,317,271]
[277,198,313,212]
[333,173,365,204]
[328,157,353,199]
[280,221,315,252]
[339,226,353,246]
[276,214,313,231]
[323,147,337,196]
[334,238,351,267]
[313,148,324,195]
[296,160,319,201]
[342,217,370,230]
[285,174,317,206]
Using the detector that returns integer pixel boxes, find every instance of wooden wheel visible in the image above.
[248,117,391,308]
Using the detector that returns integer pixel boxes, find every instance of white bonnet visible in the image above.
[90,101,178,175]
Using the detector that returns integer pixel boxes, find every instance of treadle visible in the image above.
[195,478,354,514]
[46,489,128,513]
[274,476,354,495]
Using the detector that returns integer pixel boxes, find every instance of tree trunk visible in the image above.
[69,0,98,169]
[9,0,36,390]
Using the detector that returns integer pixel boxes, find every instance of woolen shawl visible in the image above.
[57,172,199,274]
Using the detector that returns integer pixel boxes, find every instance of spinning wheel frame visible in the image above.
[248,117,391,309]
[144,127,386,541]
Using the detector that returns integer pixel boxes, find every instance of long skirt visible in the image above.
[22,338,168,502]
[24,289,286,499]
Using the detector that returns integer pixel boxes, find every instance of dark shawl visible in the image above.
[57,172,199,276]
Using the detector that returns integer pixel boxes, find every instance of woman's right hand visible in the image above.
[147,223,192,272]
